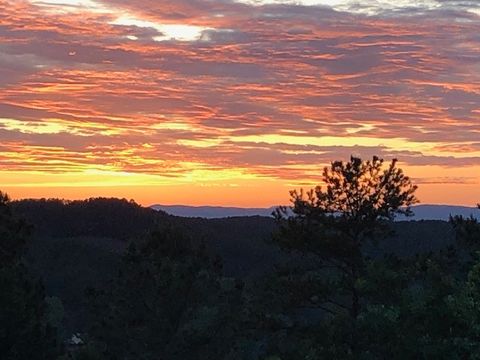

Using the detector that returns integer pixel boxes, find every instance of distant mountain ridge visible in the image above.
[151,204,480,221]
[151,204,277,218]
[396,205,480,221]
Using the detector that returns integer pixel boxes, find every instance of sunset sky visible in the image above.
[1,0,480,206]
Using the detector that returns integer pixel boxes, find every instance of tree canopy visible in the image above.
[0,192,61,359]
[4,157,480,359]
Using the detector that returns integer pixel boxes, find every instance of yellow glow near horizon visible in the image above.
[2,0,480,207]
[3,159,480,207]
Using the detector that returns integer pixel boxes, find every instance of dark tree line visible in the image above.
[11,197,166,239]
[2,156,480,359]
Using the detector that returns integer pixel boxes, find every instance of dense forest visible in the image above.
[2,157,480,359]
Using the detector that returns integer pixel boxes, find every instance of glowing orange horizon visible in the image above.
[3,163,480,207]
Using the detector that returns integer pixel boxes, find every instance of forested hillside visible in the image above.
[2,158,480,359]
[10,197,456,338]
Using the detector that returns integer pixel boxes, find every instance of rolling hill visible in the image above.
[152,204,480,221]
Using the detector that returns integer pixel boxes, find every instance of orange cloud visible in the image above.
[0,0,479,206]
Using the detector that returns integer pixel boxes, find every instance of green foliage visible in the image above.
[12,197,164,239]
[0,264,61,359]
[86,227,247,360]
[45,296,66,339]
[26,235,123,334]
[65,344,105,360]
[5,163,480,359]
[451,205,480,253]
[0,191,62,359]
[273,156,418,325]
[0,192,31,264]
[274,157,418,258]
[264,157,480,358]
